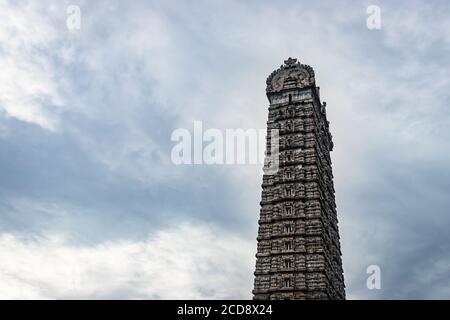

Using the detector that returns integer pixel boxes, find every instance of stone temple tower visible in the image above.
[253,58,345,300]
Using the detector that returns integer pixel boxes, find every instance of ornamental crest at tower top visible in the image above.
[266,57,316,93]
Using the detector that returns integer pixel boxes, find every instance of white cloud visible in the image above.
[0,222,255,299]
[0,1,66,130]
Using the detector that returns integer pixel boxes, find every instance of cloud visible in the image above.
[0,1,69,130]
[0,222,255,299]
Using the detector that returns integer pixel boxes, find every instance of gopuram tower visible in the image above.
[253,58,345,300]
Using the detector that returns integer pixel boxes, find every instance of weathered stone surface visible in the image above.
[253,58,345,300]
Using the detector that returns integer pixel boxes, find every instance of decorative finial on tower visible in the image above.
[284,57,298,66]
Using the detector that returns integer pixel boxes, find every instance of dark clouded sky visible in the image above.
[1,0,450,299]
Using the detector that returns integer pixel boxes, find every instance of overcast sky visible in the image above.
[1,0,450,299]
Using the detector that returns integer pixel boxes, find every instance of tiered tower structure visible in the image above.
[253,58,345,300]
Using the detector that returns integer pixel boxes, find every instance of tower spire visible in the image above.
[253,59,345,300]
